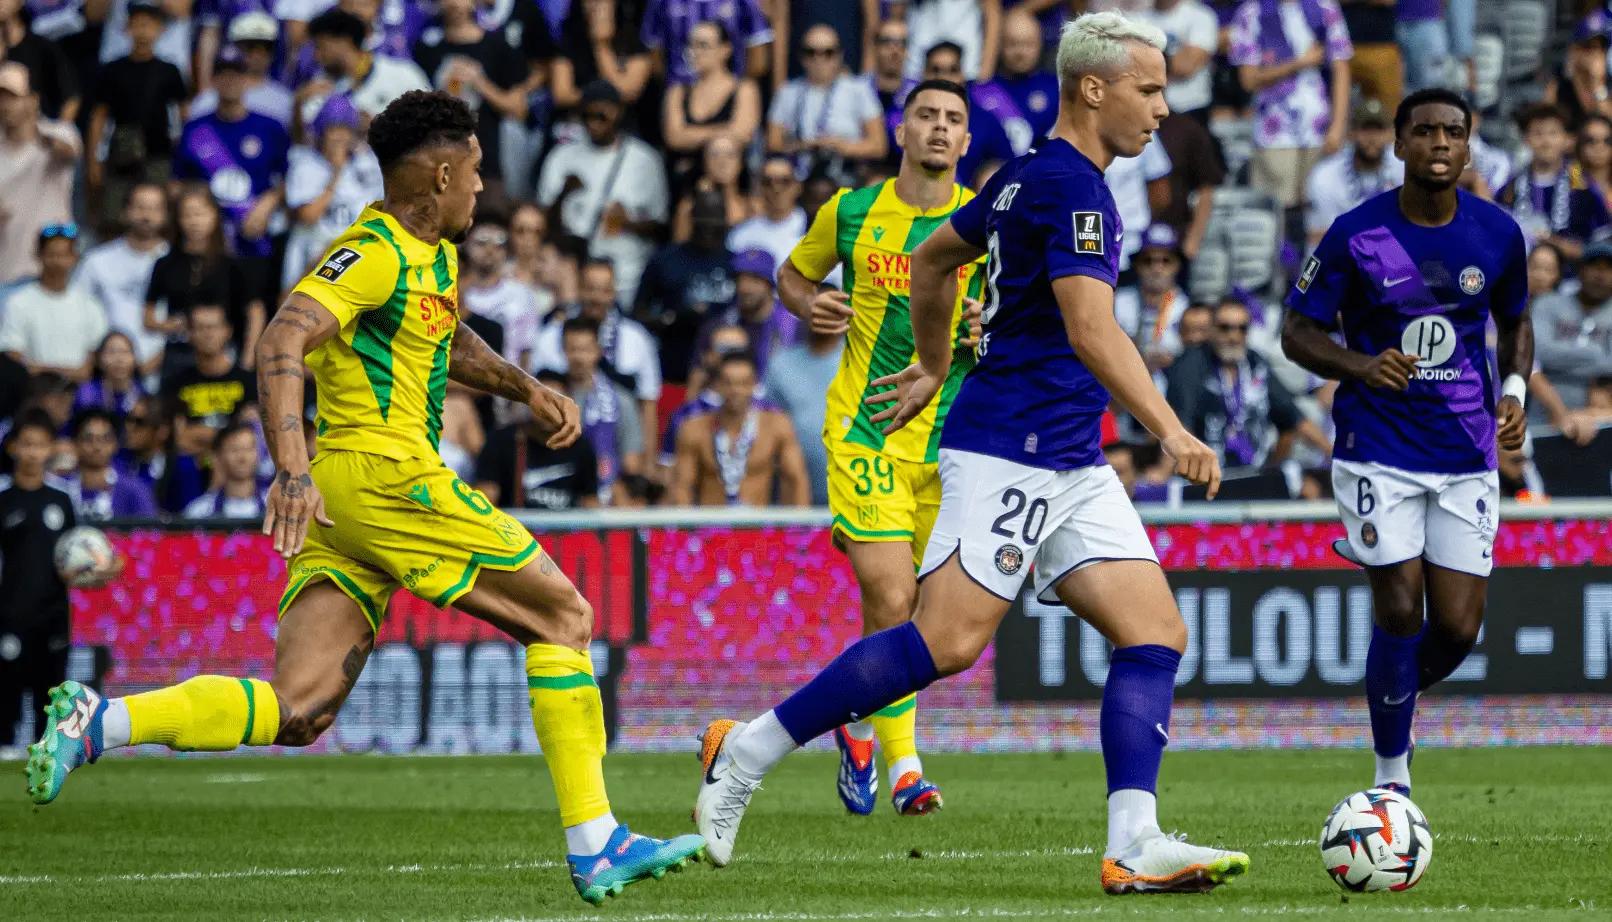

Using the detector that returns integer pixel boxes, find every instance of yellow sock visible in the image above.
[872,693,920,774]
[125,676,280,750]
[526,644,611,827]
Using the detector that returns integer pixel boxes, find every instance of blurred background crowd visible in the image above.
[1,0,1610,518]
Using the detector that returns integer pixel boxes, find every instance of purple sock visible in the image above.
[773,622,939,745]
[1100,644,1181,795]
[1366,626,1419,758]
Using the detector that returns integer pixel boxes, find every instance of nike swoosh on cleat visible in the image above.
[705,758,724,786]
[1382,692,1412,706]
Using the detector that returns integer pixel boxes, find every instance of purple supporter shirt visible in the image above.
[695,302,801,379]
[72,379,145,422]
[944,138,1121,470]
[55,470,159,520]
[285,0,431,85]
[641,0,773,84]
[196,0,273,28]
[577,371,627,496]
[990,71,1059,143]
[1286,189,1529,474]
[173,112,290,259]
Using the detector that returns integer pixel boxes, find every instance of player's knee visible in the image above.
[862,582,916,630]
[926,630,990,678]
[1375,590,1424,636]
[1152,612,1189,654]
[269,685,338,747]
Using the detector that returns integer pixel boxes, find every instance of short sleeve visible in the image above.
[1285,221,1352,330]
[1226,1,1259,67]
[949,175,997,249]
[851,79,881,123]
[284,148,331,208]
[172,126,204,181]
[738,0,774,47]
[788,189,846,281]
[1490,220,1529,322]
[1141,140,1171,182]
[290,232,403,327]
[1186,7,1218,51]
[1041,175,1120,287]
[1321,0,1354,61]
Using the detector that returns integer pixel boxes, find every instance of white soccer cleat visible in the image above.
[694,719,762,867]
[1101,830,1251,894]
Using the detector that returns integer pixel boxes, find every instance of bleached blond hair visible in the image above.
[1055,11,1167,87]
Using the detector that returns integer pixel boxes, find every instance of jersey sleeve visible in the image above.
[949,173,997,249]
[787,189,845,282]
[1490,218,1529,322]
[1040,174,1120,287]
[1285,221,1352,330]
[290,232,402,328]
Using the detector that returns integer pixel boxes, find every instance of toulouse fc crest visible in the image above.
[1459,266,1485,295]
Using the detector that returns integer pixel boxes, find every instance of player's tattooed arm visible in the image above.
[258,292,340,558]
[448,320,539,402]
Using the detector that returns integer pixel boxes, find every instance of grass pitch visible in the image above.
[3,747,1608,921]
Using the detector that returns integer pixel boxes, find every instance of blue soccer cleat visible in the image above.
[833,726,877,815]
[567,824,705,904]
[891,771,943,816]
[25,681,106,805]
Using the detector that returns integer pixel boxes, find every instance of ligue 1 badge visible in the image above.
[1459,265,1485,295]
[994,544,1024,575]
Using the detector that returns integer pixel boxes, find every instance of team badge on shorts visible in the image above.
[994,544,1024,575]
[1360,522,1378,549]
[1459,266,1485,295]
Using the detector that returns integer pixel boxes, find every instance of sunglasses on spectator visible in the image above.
[803,45,839,58]
[471,230,509,247]
[41,223,80,240]
[1216,322,1250,333]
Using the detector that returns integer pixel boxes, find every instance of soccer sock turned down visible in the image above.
[115,676,280,750]
[871,694,922,786]
[525,643,618,855]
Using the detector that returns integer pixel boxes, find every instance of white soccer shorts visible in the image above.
[917,449,1159,602]
[1331,459,1500,577]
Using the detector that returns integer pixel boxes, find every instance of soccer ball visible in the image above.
[54,526,117,588]
[1320,787,1432,892]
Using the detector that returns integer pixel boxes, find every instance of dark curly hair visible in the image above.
[367,91,477,172]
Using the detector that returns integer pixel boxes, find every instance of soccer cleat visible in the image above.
[25,681,106,805]
[694,719,762,868]
[566,824,705,905]
[890,771,943,816]
[833,726,878,815]
[1101,831,1251,894]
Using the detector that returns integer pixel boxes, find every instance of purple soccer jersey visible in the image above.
[1286,189,1528,474]
[173,112,290,259]
[641,0,773,84]
[942,138,1122,470]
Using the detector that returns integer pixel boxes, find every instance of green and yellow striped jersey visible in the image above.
[788,180,985,464]
[291,204,458,462]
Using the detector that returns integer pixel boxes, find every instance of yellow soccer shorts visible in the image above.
[278,450,542,631]
[826,441,941,568]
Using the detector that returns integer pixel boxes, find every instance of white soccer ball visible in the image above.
[54,526,117,588]
[1320,787,1433,892]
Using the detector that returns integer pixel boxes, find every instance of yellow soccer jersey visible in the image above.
[291,205,459,462]
[788,180,985,464]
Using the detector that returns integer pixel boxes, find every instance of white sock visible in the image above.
[727,710,797,776]
[888,755,922,790]
[1374,753,1411,789]
[100,698,132,750]
[844,720,875,742]
[564,812,619,856]
[1106,789,1160,858]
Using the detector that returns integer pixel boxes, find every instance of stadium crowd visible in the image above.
[1,0,1610,516]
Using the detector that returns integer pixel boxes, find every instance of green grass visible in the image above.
[3,748,1609,921]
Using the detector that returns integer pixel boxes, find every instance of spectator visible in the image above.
[1115,225,1193,373]
[282,93,385,289]
[1340,0,1400,109]
[173,46,290,318]
[507,201,551,296]
[437,383,485,480]
[60,408,158,519]
[1500,104,1610,263]
[190,12,295,129]
[116,395,170,492]
[538,79,668,303]
[669,351,808,505]
[475,377,601,509]
[921,40,1015,187]
[1104,140,1173,273]
[1395,0,1452,95]
[642,0,771,85]
[865,17,916,174]
[0,63,79,286]
[1463,103,1508,200]
[728,154,810,279]
[461,216,542,370]
[563,316,646,505]
[1103,441,1139,499]
[0,0,79,120]
[657,321,749,470]
[345,0,433,65]
[144,186,263,375]
[1141,0,1218,124]
[1579,115,1612,215]
[671,134,755,242]
[767,24,886,185]
[801,170,840,223]
[77,182,171,377]
[1527,240,1565,299]
[0,226,107,381]
[695,248,799,380]
[639,188,737,390]
[1166,297,1328,467]
[780,0,881,82]
[161,303,257,432]
[1178,301,1213,350]
[85,1,186,230]
[1154,111,1222,260]
[763,325,842,505]
[1533,240,1612,415]
[1545,15,1612,132]
[181,422,267,518]
[1229,0,1353,213]
[532,258,662,442]
[99,0,193,82]
[551,0,653,131]
[302,8,430,125]
[988,9,1059,141]
[412,0,530,203]
[904,0,1001,83]
[73,332,148,423]
[663,21,762,187]
[1305,98,1403,248]
[536,232,587,312]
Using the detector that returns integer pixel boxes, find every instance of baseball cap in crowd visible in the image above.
[733,249,777,283]
[214,45,249,73]
[0,61,29,97]
[579,79,622,108]
[1575,11,1611,47]
[229,11,278,45]
[127,0,168,20]
[312,93,361,137]
[1352,97,1391,129]
[1582,239,1612,266]
[1137,224,1181,259]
